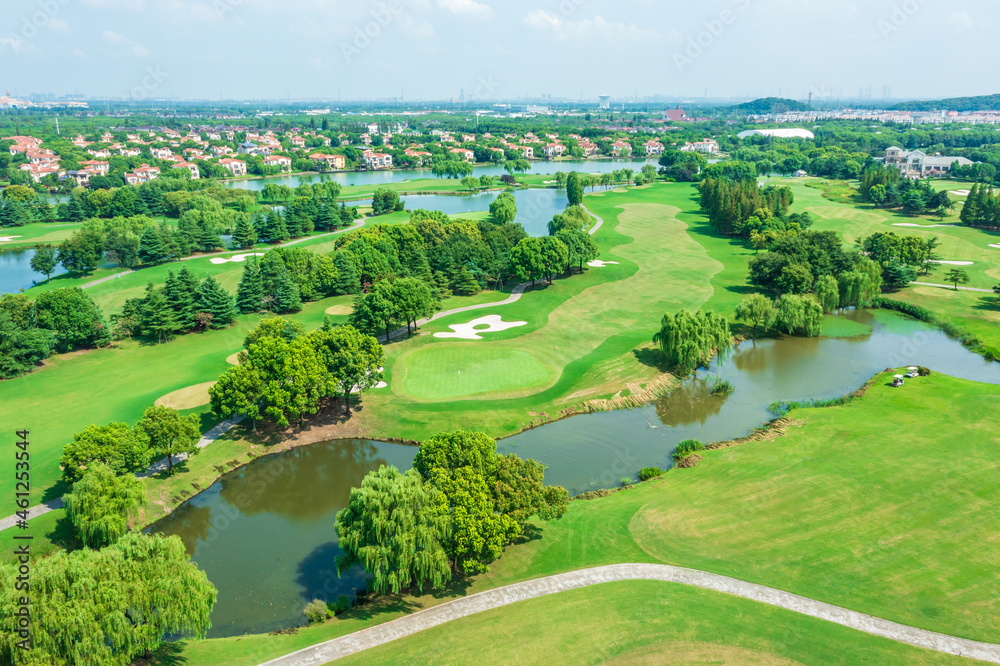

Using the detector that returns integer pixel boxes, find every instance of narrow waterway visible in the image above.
[152,309,1000,637]
[0,248,69,294]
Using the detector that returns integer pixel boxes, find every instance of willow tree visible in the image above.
[775,294,823,337]
[0,532,216,666]
[335,466,451,595]
[734,293,776,337]
[653,309,732,375]
[814,274,840,314]
[63,463,146,549]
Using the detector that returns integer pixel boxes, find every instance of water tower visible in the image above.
[598,94,611,109]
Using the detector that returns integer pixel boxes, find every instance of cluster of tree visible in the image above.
[60,404,202,481]
[0,531,216,666]
[859,166,951,215]
[698,177,794,237]
[0,185,56,226]
[859,231,935,289]
[371,188,403,215]
[658,149,708,181]
[959,184,1000,230]
[653,309,733,375]
[488,191,516,223]
[749,230,886,300]
[210,319,384,429]
[547,204,592,235]
[735,292,824,338]
[350,277,439,339]
[114,267,238,343]
[0,289,109,379]
[335,431,568,593]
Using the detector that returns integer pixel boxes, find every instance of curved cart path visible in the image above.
[260,563,1000,665]
[910,281,995,294]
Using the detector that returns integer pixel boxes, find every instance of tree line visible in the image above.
[697,173,794,238]
[959,184,1000,231]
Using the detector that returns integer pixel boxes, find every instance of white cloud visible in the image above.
[437,0,494,21]
[0,37,33,54]
[524,11,659,43]
[950,11,974,29]
[101,30,149,57]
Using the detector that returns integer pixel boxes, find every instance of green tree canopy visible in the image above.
[335,466,451,595]
[0,532,216,666]
[653,309,732,375]
[136,405,201,475]
[64,463,146,548]
[60,422,151,482]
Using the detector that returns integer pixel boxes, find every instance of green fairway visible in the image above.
[168,371,1000,664]
[337,581,983,666]
[396,345,555,401]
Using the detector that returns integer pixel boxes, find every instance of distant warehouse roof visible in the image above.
[737,128,815,139]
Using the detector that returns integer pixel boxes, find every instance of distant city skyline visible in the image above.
[1,0,995,102]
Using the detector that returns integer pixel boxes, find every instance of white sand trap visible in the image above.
[588,259,620,268]
[155,381,216,410]
[893,223,958,228]
[0,236,22,242]
[434,315,527,340]
[988,244,1000,250]
[351,380,387,393]
[226,352,242,365]
[324,304,353,316]
[209,252,265,265]
[950,190,971,196]
[927,260,974,266]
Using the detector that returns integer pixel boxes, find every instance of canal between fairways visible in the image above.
[151,309,1000,637]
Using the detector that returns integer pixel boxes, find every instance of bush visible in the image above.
[619,476,633,487]
[303,599,330,624]
[672,439,705,462]
[710,379,734,396]
[329,594,352,616]
[638,467,665,482]
[917,366,931,377]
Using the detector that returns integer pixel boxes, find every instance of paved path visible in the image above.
[911,281,995,294]
[580,203,603,235]
[260,563,1000,665]
[79,221,366,290]
[0,416,245,532]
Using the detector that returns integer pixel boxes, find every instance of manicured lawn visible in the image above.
[396,346,555,401]
[167,371,1000,664]
[338,581,984,666]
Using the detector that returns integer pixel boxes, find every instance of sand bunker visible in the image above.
[226,352,242,365]
[433,315,527,340]
[0,236,22,242]
[928,260,974,266]
[209,252,265,265]
[950,190,971,196]
[155,381,216,410]
[324,304,353,316]
[988,244,1000,250]
[588,259,620,268]
[893,223,958,228]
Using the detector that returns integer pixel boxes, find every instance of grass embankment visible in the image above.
[168,371,1000,664]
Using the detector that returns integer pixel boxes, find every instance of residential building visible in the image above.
[77,160,110,174]
[264,155,293,171]
[363,151,393,170]
[309,153,346,170]
[681,138,719,155]
[450,148,475,162]
[124,164,160,185]
[238,142,258,155]
[610,140,632,156]
[173,161,201,179]
[217,158,247,177]
[643,140,665,155]
[543,143,565,158]
[885,146,974,178]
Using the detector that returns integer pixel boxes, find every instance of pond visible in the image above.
[352,188,572,237]
[0,248,68,294]
[223,159,658,192]
[152,309,1000,637]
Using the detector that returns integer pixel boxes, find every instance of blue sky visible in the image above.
[1,0,995,102]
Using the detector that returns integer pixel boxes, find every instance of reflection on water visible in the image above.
[499,309,1000,495]
[151,439,416,637]
[0,248,69,294]
[155,310,1000,636]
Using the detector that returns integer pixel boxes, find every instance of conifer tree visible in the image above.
[451,265,481,296]
[163,267,199,331]
[196,275,237,328]
[261,252,301,312]
[236,260,265,313]
[331,251,361,295]
[198,218,224,251]
[232,216,257,249]
[141,284,178,343]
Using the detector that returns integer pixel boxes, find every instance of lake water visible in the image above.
[223,159,658,192]
[0,248,68,294]
[152,309,1000,637]
[353,188,572,237]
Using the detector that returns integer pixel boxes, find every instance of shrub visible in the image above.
[328,594,352,616]
[619,476,633,487]
[710,379,735,396]
[672,439,705,462]
[303,599,330,624]
[638,467,665,482]
[917,366,931,377]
